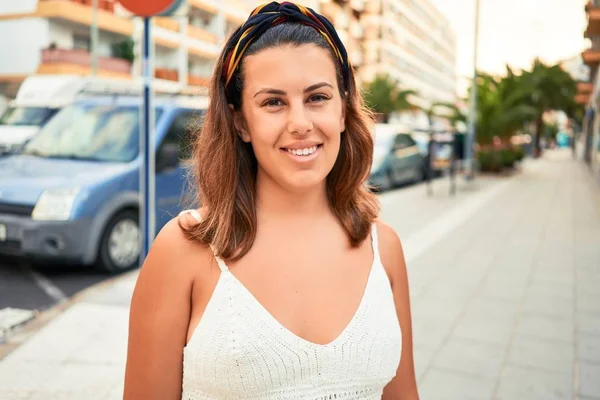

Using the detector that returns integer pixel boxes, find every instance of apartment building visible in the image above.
[581,0,600,176]
[321,0,457,128]
[0,0,258,96]
[0,0,456,128]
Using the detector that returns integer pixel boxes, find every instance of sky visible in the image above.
[429,0,589,94]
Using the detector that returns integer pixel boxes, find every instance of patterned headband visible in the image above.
[222,1,351,90]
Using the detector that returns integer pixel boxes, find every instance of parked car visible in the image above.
[369,123,425,191]
[0,94,207,272]
[0,75,132,155]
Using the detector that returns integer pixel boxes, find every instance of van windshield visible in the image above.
[22,104,159,163]
[0,106,57,126]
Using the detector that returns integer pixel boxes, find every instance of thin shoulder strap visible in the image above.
[371,222,381,264]
[178,209,229,272]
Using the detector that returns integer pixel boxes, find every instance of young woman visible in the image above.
[124,2,419,399]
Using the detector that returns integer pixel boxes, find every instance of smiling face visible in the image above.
[232,44,345,193]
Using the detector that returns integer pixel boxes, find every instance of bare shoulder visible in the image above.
[132,209,214,299]
[374,220,406,287]
[124,210,213,399]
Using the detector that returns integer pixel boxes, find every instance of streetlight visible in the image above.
[465,0,480,180]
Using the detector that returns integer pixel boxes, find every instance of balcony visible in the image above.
[188,25,218,44]
[188,74,210,87]
[41,0,116,13]
[154,17,179,32]
[576,93,591,105]
[36,0,133,36]
[583,36,600,66]
[224,0,249,25]
[38,48,131,78]
[155,68,179,82]
[586,1,600,36]
[578,81,594,94]
[189,0,218,14]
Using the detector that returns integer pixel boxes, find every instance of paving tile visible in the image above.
[463,296,520,322]
[480,280,528,301]
[411,317,453,350]
[418,368,495,400]
[411,296,466,323]
[431,336,506,379]
[577,292,600,315]
[579,362,600,399]
[522,292,574,319]
[578,333,600,364]
[515,314,574,343]
[423,280,476,301]
[527,280,574,300]
[495,364,572,400]
[507,336,574,374]
[453,315,515,346]
[531,267,574,285]
[578,314,600,336]
[0,361,59,394]
[413,345,436,382]
[29,362,120,400]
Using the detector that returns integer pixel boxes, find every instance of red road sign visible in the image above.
[117,0,178,16]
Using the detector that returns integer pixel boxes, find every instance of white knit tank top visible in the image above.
[180,210,402,400]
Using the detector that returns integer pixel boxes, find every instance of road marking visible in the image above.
[402,179,514,263]
[23,265,68,304]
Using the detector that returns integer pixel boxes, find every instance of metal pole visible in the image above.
[140,17,156,263]
[465,0,480,180]
[91,0,99,76]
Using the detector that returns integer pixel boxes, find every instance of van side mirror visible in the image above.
[156,143,179,172]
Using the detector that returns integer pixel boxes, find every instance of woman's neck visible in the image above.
[254,172,331,222]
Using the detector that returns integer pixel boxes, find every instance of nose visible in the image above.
[286,100,313,136]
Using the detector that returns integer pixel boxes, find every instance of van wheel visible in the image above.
[97,210,140,273]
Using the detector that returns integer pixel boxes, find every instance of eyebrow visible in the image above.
[253,82,334,98]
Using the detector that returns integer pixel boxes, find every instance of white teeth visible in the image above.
[286,146,318,156]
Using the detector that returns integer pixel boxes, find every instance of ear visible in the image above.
[229,104,251,142]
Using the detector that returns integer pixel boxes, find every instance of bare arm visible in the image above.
[123,217,200,400]
[378,221,420,400]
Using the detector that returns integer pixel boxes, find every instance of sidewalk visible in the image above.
[0,149,598,400]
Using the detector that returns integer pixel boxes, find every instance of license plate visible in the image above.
[0,224,6,242]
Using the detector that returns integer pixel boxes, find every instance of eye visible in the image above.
[262,98,285,107]
[308,94,331,103]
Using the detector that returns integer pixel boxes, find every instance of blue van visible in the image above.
[0,95,205,272]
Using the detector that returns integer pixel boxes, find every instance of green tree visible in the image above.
[474,72,537,146]
[520,59,578,156]
[362,74,416,122]
[428,102,467,130]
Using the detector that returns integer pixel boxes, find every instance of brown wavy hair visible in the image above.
[180,22,379,261]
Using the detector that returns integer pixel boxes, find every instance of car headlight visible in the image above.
[32,187,81,221]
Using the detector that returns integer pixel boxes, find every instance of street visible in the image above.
[0,149,599,400]
[0,258,107,312]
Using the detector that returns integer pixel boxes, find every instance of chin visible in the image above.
[281,172,328,193]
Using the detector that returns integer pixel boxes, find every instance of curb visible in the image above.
[0,267,140,361]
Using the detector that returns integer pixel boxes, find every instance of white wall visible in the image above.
[155,47,179,69]
[0,0,38,15]
[48,21,74,49]
[0,18,48,75]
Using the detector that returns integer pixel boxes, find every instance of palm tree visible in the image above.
[428,102,467,130]
[362,74,417,122]
[520,59,578,157]
[474,72,537,146]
